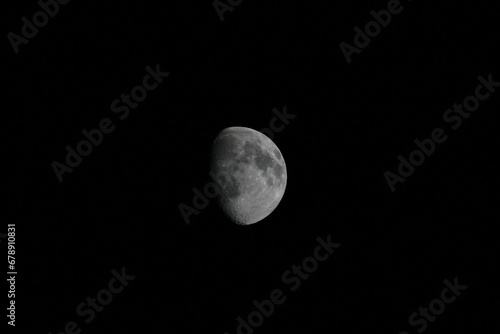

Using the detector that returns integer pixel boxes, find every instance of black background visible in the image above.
[3,0,500,333]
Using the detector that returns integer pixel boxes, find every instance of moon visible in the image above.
[210,127,287,225]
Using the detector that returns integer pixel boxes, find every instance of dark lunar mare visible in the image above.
[242,140,283,187]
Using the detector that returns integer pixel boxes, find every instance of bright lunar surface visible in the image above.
[210,127,287,225]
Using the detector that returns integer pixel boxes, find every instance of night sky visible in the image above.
[4,0,500,333]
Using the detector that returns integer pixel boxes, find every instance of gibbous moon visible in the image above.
[210,127,287,225]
